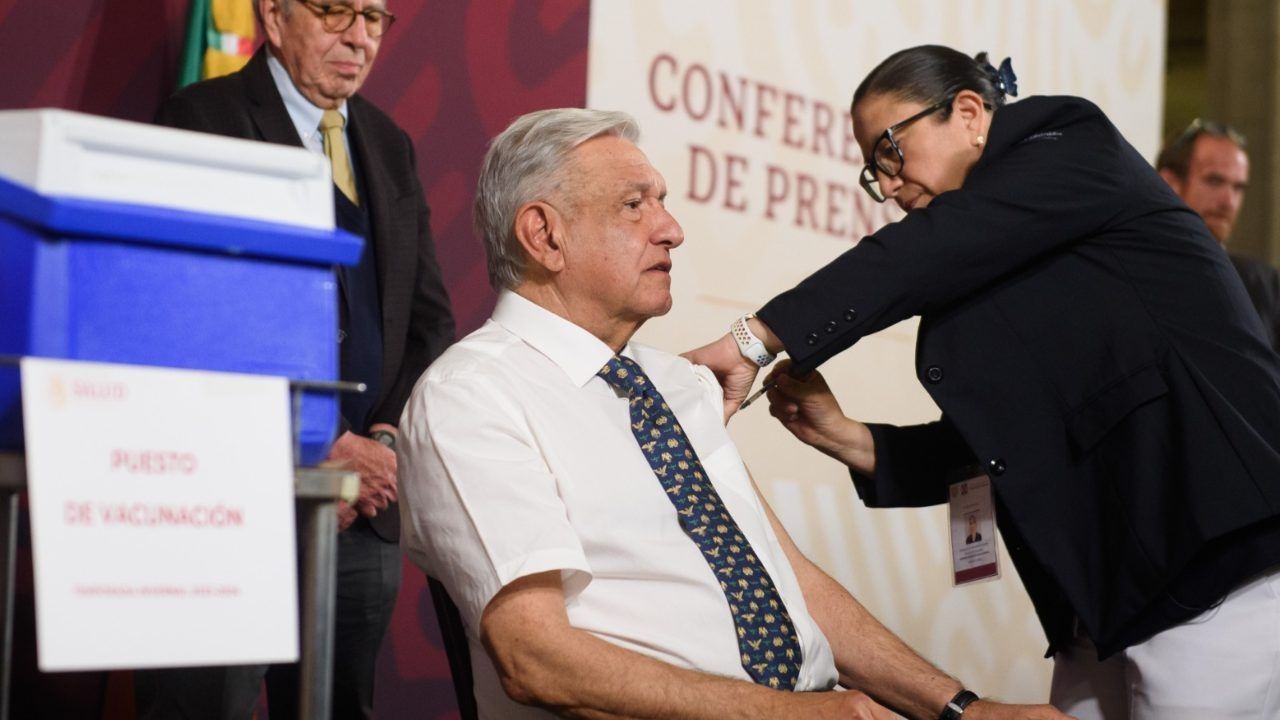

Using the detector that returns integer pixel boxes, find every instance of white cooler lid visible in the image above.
[0,108,335,231]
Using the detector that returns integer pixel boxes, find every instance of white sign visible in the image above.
[21,358,298,671]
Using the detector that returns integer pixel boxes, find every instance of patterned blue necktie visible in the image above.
[598,355,802,690]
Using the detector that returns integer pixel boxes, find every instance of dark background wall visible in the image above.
[1166,0,1280,266]
[0,1,589,716]
[1164,0,1206,142]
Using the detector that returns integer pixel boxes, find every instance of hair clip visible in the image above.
[989,57,1018,99]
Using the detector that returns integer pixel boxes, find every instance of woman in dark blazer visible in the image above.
[689,45,1280,719]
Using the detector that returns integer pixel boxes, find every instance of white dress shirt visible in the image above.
[399,291,838,719]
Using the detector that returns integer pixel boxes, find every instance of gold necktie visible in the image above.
[319,109,359,205]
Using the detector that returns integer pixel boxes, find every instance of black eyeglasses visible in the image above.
[858,97,952,203]
[295,0,396,38]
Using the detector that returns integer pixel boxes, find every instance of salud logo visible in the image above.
[48,374,67,409]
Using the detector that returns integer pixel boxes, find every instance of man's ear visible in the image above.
[514,202,566,274]
[1158,167,1184,194]
[260,0,285,47]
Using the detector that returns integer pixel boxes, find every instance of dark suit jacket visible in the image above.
[759,96,1280,658]
[156,48,455,540]
[1230,252,1280,353]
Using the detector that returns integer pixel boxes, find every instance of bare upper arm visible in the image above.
[477,570,575,704]
[480,570,569,653]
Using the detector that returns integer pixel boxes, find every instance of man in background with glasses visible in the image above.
[1157,120,1280,352]
[138,1,456,718]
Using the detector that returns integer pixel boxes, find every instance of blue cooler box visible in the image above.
[0,175,363,465]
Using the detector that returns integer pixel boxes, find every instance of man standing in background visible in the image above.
[139,0,455,717]
[1157,119,1280,351]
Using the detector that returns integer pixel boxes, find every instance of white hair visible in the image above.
[474,108,640,290]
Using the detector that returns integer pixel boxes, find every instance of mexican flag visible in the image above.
[177,0,256,88]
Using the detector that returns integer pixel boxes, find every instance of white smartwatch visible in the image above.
[731,313,776,368]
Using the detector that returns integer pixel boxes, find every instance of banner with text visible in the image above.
[589,0,1164,700]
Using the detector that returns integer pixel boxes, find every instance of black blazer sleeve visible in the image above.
[851,416,976,507]
[1230,253,1280,353]
[758,97,1140,375]
[371,130,455,428]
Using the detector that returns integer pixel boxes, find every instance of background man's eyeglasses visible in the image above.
[296,0,396,38]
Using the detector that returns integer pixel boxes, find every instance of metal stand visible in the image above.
[0,454,22,720]
[0,457,358,720]
[288,380,363,719]
[294,467,358,720]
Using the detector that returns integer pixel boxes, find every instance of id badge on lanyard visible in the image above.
[949,468,1000,586]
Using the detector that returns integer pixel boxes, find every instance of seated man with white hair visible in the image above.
[398,108,1068,720]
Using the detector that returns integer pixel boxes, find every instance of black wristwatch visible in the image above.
[370,429,396,450]
[939,690,979,720]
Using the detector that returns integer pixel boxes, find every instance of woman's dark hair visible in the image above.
[852,45,1014,119]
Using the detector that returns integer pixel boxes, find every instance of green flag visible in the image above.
[177,0,254,89]
[177,0,212,89]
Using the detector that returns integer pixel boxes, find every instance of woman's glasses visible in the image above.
[858,97,952,203]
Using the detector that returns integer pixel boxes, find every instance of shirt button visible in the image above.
[824,320,838,334]
[988,458,1006,476]
[844,309,858,322]
[805,332,819,346]
[925,365,943,383]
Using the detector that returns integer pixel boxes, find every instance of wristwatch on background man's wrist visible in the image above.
[731,313,776,367]
[939,689,979,720]
[370,429,396,450]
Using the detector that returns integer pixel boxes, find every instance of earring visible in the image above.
[975,135,986,147]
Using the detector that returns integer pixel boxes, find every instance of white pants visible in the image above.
[1049,567,1280,719]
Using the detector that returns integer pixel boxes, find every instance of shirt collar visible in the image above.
[265,49,348,145]
[491,290,635,388]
